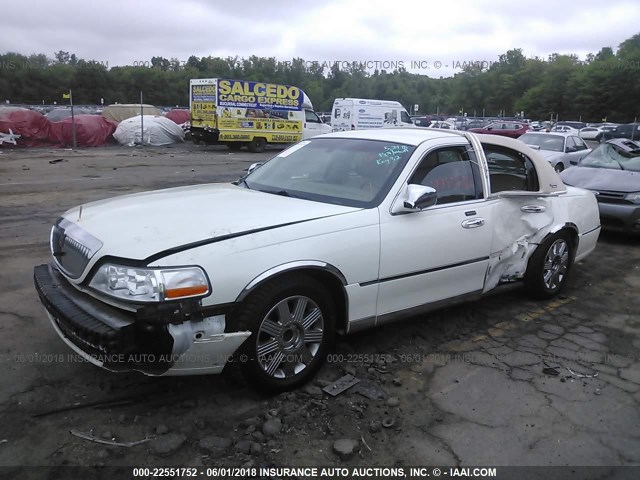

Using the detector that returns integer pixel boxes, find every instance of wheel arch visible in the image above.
[540,223,579,265]
[235,261,349,335]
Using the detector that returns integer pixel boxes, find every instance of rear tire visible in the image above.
[232,275,336,392]
[524,231,573,299]
[248,137,267,153]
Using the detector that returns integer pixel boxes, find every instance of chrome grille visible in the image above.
[50,218,103,279]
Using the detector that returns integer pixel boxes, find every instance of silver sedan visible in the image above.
[519,132,591,172]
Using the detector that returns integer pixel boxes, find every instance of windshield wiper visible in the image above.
[259,189,300,198]
[234,177,251,189]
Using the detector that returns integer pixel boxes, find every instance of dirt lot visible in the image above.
[0,144,639,477]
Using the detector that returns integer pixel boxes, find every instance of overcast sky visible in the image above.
[1,0,638,77]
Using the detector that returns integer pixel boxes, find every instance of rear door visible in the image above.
[481,142,556,289]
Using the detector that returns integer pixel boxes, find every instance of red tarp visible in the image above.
[49,115,118,147]
[165,109,190,125]
[0,107,52,147]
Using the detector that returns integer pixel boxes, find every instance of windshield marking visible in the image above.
[377,145,410,164]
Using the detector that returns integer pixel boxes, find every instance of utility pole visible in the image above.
[140,91,144,146]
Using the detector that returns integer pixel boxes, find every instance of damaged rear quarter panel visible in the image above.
[484,195,556,291]
[482,186,599,292]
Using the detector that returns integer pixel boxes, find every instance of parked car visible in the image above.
[412,116,432,128]
[593,125,620,142]
[600,123,640,143]
[551,125,580,135]
[468,121,530,138]
[428,120,457,130]
[579,127,603,140]
[463,119,488,130]
[561,139,640,234]
[34,129,600,391]
[318,113,332,124]
[519,132,591,172]
[556,121,587,131]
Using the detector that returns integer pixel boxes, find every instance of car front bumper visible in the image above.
[34,263,250,376]
[597,202,640,234]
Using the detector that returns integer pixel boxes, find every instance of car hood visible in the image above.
[561,166,640,193]
[61,183,360,261]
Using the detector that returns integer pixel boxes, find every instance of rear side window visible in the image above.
[482,145,540,193]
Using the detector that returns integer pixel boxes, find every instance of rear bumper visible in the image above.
[34,263,250,376]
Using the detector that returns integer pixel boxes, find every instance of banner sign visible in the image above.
[217,79,303,111]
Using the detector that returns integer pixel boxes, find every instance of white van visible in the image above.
[331,98,414,132]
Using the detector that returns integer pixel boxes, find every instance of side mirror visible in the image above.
[565,146,577,153]
[246,162,264,174]
[391,184,438,214]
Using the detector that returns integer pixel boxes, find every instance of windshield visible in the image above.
[580,143,640,171]
[519,133,564,152]
[244,137,416,207]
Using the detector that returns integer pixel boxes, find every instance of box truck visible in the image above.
[189,78,330,152]
[331,98,414,132]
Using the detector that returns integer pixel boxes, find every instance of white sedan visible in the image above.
[428,120,457,130]
[34,129,600,391]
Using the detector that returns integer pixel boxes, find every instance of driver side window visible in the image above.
[305,110,320,123]
[409,146,484,205]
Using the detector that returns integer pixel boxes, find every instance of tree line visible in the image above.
[1,32,639,122]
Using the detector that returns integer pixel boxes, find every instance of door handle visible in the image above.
[461,218,485,229]
[521,205,546,213]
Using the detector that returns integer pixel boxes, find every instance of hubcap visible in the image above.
[256,295,324,379]
[542,239,569,290]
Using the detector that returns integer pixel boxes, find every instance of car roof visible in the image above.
[321,128,461,145]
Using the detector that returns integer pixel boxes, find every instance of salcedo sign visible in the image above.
[217,79,302,110]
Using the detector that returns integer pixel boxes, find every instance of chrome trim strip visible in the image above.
[236,260,347,302]
[375,290,483,327]
[359,256,489,287]
[580,225,601,236]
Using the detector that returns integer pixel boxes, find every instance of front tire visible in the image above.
[524,231,573,299]
[233,275,336,392]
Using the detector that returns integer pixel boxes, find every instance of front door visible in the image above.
[377,145,492,318]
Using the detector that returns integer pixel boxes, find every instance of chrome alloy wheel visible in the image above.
[543,239,569,290]
[256,295,324,379]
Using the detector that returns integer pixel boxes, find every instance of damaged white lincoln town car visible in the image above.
[34,129,600,391]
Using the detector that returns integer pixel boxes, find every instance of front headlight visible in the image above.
[89,264,210,303]
[625,192,640,204]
